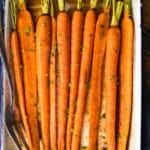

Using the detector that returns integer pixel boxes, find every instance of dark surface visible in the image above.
[142,0,150,149]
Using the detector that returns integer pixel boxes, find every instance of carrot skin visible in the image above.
[71,9,96,150]
[50,17,57,150]
[89,8,110,150]
[11,30,32,148]
[17,4,40,150]
[117,11,134,150]
[66,10,84,150]
[36,15,51,150]
[57,12,71,150]
[105,27,120,150]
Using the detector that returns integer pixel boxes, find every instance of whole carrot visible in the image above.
[88,0,110,149]
[71,0,97,149]
[49,0,57,149]
[117,0,134,149]
[57,0,71,149]
[36,0,51,149]
[104,1,123,149]
[9,2,32,147]
[66,0,84,150]
[17,0,40,149]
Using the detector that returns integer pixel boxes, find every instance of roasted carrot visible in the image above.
[36,0,51,149]
[104,1,123,150]
[49,0,57,149]
[57,0,71,149]
[117,0,134,149]
[88,0,110,149]
[10,1,32,147]
[66,1,84,150]
[17,0,40,149]
[71,0,96,149]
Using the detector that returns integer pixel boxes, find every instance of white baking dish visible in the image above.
[2,0,142,149]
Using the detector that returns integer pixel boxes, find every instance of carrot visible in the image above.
[17,0,40,149]
[71,1,97,149]
[117,0,134,149]
[88,0,110,149]
[49,0,57,149]
[104,1,123,150]
[9,1,32,147]
[36,0,51,149]
[57,0,71,149]
[66,1,84,150]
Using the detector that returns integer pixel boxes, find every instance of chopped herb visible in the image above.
[58,33,62,36]
[81,146,87,150]
[116,132,120,139]
[70,128,74,133]
[102,147,107,150]
[89,33,94,37]
[48,80,53,86]
[50,53,55,57]
[85,81,90,87]
[74,100,77,106]
[110,75,115,81]
[29,49,33,52]
[51,45,57,51]
[101,113,106,119]
[68,82,72,88]
[24,27,30,35]
[20,64,24,69]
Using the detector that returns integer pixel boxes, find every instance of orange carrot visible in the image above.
[50,0,57,149]
[88,0,110,149]
[66,1,84,150]
[104,1,123,150]
[36,0,51,149]
[117,0,134,149]
[17,0,40,149]
[57,0,71,149]
[71,1,97,149]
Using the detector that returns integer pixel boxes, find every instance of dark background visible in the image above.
[142,0,150,149]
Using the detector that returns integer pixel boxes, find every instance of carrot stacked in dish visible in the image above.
[57,0,71,149]
[17,0,40,149]
[49,0,57,149]
[9,1,32,148]
[117,0,134,149]
[88,0,110,149]
[36,0,51,149]
[66,0,84,150]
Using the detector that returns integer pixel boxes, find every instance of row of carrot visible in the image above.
[9,0,134,149]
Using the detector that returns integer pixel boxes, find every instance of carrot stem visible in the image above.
[124,0,131,15]
[9,1,17,30]
[77,0,83,10]
[50,0,54,17]
[58,0,65,11]
[103,0,111,9]
[41,0,50,14]
[90,0,98,9]
[111,0,123,27]
[19,0,26,5]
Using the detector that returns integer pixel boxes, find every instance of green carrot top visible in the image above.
[90,0,98,9]
[41,0,50,15]
[9,0,17,30]
[58,0,65,11]
[103,0,111,10]
[111,0,123,27]
[77,0,83,10]
[124,0,131,15]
